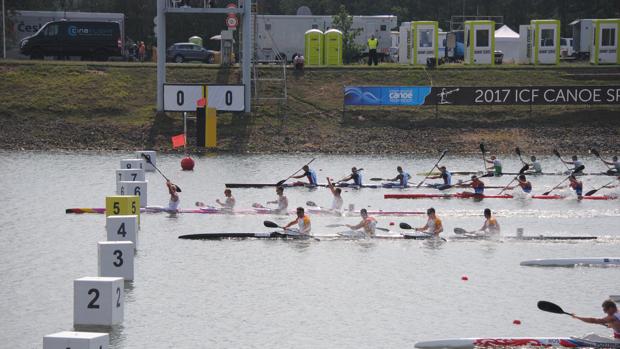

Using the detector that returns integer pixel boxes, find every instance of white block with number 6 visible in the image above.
[117,180,148,207]
[135,150,156,172]
[115,168,145,184]
[74,277,124,326]
[43,331,109,349]
[106,215,138,246]
[98,241,134,281]
[120,158,145,170]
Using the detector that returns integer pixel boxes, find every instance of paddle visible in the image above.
[585,179,617,196]
[416,150,448,188]
[370,177,387,181]
[263,220,319,241]
[141,154,181,192]
[399,222,447,241]
[480,143,487,172]
[542,165,585,196]
[325,224,390,232]
[498,164,529,195]
[537,301,573,316]
[276,158,316,186]
[590,148,613,170]
[515,147,527,165]
[454,228,475,234]
[553,149,571,171]
[336,168,364,183]
[437,172,493,191]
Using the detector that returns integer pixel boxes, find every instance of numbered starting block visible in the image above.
[106,215,138,246]
[105,196,139,225]
[116,181,148,208]
[74,277,124,326]
[135,150,156,172]
[115,169,145,184]
[43,331,109,349]
[120,158,145,170]
[98,241,134,281]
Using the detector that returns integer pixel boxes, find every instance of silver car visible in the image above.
[166,42,214,63]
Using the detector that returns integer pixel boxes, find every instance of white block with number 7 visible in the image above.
[74,277,124,326]
[106,215,138,247]
[98,241,134,281]
[116,180,148,207]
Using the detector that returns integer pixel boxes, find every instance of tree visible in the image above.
[331,5,362,64]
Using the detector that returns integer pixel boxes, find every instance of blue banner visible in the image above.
[344,86,432,106]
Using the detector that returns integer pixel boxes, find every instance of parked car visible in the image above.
[20,20,123,60]
[494,50,504,64]
[560,37,574,58]
[166,43,215,63]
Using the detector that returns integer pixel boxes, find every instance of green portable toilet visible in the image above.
[530,20,560,65]
[304,29,324,66]
[591,19,620,65]
[324,29,343,65]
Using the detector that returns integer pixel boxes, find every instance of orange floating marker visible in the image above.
[513,320,522,325]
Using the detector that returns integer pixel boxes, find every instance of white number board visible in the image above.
[164,84,245,112]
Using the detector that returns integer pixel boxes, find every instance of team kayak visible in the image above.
[415,337,620,349]
[417,171,612,176]
[384,193,616,200]
[520,257,620,267]
[178,231,434,240]
[225,182,506,190]
[452,234,597,241]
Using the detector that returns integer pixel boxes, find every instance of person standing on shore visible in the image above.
[292,165,318,186]
[486,155,503,176]
[367,34,379,66]
[166,180,180,212]
[138,41,146,62]
[562,155,584,173]
[387,166,411,188]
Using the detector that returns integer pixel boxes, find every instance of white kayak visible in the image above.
[415,337,620,349]
[520,257,620,267]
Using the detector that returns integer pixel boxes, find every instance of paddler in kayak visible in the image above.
[467,175,485,196]
[572,299,620,341]
[562,155,585,174]
[602,155,620,174]
[266,186,288,214]
[346,208,377,237]
[479,208,500,235]
[386,166,411,188]
[568,175,583,199]
[515,174,532,194]
[216,189,236,210]
[166,180,180,212]
[284,207,312,235]
[291,165,318,186]
[486,155,503,176]
[339,167,363,187]
[327,177,344,212]
[429,166,452,188]
[526,156,543,174]
[415,207,443,236]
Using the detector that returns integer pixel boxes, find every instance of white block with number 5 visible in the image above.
[135,150,156,172]
[106,215,138,246]
[120,158,145,170]
[74,277,124,326]
[117,180,148,207]
[43,331,109,349]
[115,169,145,184]
[98,241,134,281]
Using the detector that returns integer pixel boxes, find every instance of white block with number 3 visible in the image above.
[98,241,134,281]
[117,180,148,207]
[135,150,156,172]
[74,277,124,326]
[43,331,109,349]
[106,215,138,246]
[115,169,145,184]
[120,158,145,170]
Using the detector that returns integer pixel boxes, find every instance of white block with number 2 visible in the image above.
[135,150,156,172]
[115,169,145,184]
[98,241,134,281]
[106,215,138,246]
[43,331,109,349]
[74,277,124,326]
[120,158,145,170]
[117,180,147,207]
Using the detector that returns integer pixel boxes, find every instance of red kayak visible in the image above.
[384,193,617,200]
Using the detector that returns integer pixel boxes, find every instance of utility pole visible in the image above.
[2,0,6,59]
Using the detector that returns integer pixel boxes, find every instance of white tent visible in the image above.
[495,25,520,63]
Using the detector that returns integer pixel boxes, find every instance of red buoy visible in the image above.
[461,275,469,281]
[513,320,521,325]
[181,157,195,171]
[389,222,395,226]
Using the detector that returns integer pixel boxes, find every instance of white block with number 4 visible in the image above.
[115,169,145,184]
[135,150,156,172]
[120,158,145,170]
[43,331,109,349]
[74,277,124,326]
[98,241,134,281]
[117,180,148,207]
[106,215,138,246]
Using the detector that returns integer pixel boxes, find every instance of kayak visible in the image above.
[415,337,620,349]
[384,193,616,200]
[178,231,434,240]
[520,257,620,267]
[226,182,382,189]
[452,234,597,241]
[417,171,610,177]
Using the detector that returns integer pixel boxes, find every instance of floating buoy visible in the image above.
[181,157,195,171]
[389,222,395,226]
[461,275,469,281]
[513,320,521,325]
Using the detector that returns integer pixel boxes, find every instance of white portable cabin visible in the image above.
[569,19,594,58]
[411,21,439,65]
[464,20,495,64]
[591,19,620,64]
[529,20,560,64]
[494,25,520,63]
[398,22,412,64]
[255,15,397,62]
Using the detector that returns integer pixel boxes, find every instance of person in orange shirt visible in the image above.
[572,299,620,341]
[479,208,500,234]
[284,207,311,235]
[416,207,443,236]
[138,41,146,62]
[346,208,377,237]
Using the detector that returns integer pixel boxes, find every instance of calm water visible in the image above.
[0,151,618,348]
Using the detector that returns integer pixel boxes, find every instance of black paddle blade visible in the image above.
[454,228,468,234]
[305,201,317,207]
[140,153,153,164]
[479,143,485,154]
[553,149,561,158]
[537,301,567,315]
[515,147,522,156]
[176,186,182,193]
[590,148,600,157]
[263,221,279,228]
[275,179,286,186]
[519,164,530,174]
[584,189,597,196]
[573,165,585,173]
[541,190,552,196]
[399,222,413,230]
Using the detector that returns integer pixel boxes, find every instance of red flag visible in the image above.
[197,97,206,108]
[171,134,186,148]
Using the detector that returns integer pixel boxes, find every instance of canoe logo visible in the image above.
[436,88,460,104]
[388,89,413,103]
[68,26,89,36]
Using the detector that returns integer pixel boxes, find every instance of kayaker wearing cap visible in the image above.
[430,166,452,186]
[572,299,620,340]
[415,207,443,236]
[284,207,311,235]
[486,155,503,176]
[346,208,377,236]
[387,166,411,188]
[292,165,318,186]
[166,180,180,212]
[568,175,583,199]
[479,208,500,234]
[340,167,363,187]
[470,175,485,195]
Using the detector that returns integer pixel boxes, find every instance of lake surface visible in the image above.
[0,151,618,348]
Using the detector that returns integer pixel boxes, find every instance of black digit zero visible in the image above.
[177,91,184,106]
[225,90,233,105]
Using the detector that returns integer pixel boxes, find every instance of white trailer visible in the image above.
[255,15,397,62]
[569,19,594,59]
[6,10,125,59]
